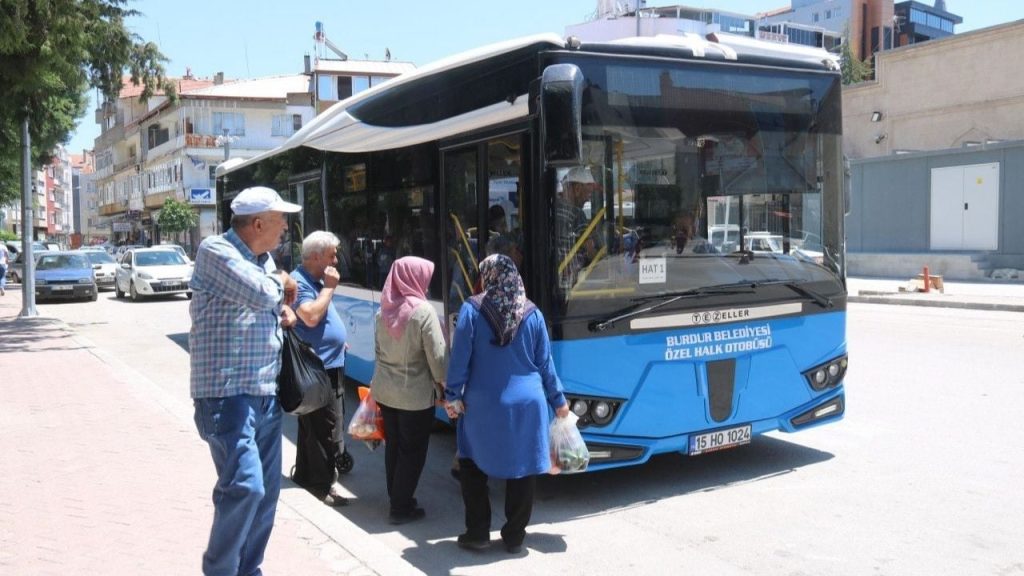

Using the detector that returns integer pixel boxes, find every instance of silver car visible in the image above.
[114,248,193,301]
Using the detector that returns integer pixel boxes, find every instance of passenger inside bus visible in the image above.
[556,166,601,290]
[448,204,479,306]
[488,204,508,236]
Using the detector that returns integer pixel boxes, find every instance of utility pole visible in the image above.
[19,114,37,317]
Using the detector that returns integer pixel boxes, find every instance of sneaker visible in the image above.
[323,487,349,507]
[323,493,349,507]
[457,534,489,551]
[388,507,426,525]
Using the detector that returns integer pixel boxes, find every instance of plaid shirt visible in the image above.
[189,229,286,399]
[554,198,587,291]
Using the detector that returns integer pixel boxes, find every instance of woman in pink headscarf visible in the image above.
[370,256,448,524]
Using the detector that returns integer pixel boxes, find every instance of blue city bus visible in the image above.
[218,33,848,472]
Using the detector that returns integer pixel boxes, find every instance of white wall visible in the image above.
[567,16,706,42]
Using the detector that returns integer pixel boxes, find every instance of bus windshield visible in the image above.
[550,57,844,327]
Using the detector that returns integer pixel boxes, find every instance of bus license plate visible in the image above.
[688,424,751,455]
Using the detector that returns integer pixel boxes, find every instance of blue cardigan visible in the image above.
[445,302,567,478]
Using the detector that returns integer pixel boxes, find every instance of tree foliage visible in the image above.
[839,34,873,85]
[157,198,197,236]
[0,0,176,205]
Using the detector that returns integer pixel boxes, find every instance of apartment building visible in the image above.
[70,150,101,246]
[761,0,961,59]
[93,54,413,253]
[0,169,46,240]
[567,1,962,59]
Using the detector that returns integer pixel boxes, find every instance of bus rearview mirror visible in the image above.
[540,64,583,168]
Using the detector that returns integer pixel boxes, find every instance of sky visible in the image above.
[66,0,1023,153]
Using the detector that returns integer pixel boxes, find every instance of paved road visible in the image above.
[4,288,1023,575]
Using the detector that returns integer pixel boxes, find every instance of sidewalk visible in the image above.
[0,288,421,576]
[847,275,1024,312]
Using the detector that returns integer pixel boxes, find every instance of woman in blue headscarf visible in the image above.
[445,254,569,554]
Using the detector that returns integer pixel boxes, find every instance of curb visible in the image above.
[848,294,1024,313]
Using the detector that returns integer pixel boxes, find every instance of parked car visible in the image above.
[5,243,65,283]
[5,240,59,259]
[34,251,97,302]
[153,243,192,264]
[4,243,21,282]
[114,248,193,301]
[114,244,145,261]
[709,224,740,253]
[743,232,784,254]
[5,250,34,283]
[79,249,118,290]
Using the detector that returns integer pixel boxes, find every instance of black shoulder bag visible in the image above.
[277,329,333,415]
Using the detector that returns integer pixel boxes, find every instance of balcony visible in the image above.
[183,133,280,153]
[113,158,140,174]
[185,133,220,148]
[144,190,177,209]
[99,201,128,216]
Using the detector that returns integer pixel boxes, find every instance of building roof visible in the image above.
[117,76,216,99]
[758,6,794,18]
[183,75,309,100]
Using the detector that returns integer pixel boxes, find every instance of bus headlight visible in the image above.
[563,395,623,428]
[803,355,848,391]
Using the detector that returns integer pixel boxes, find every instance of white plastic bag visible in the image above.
[347,386,384,443]
[548,412,590,474]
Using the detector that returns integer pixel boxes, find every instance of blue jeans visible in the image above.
[0,263,7,291]
[193,395,282,576]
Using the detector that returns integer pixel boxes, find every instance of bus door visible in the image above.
[441,133,528,336]
[282,170,323,272]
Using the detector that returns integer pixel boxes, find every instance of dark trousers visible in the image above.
[379,403,435,515]
[293,367,345,493]
[458,457,536,546]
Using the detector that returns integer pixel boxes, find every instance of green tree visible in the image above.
[157,198,197,242]
[839,35,873,85]
[0,0,176,205]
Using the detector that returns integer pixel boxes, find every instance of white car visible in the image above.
[79,249,118,290]
[115,244,145,261]
[114,248,193,301]
[743,232,784,253]
[153,243,192,264]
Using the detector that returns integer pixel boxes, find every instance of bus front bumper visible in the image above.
[578,387,845,472]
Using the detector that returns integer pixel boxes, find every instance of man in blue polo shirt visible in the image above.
[290,230,352,506]
[189,186,300,576]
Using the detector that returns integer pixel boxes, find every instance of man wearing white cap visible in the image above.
[189,186,301,576]
[555,166,599,291]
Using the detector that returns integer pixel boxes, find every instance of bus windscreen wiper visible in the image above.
[589,282,757,332]
[771,280,834,309]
